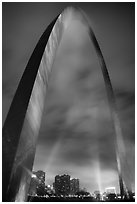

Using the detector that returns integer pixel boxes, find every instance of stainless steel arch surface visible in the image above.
[3,11,63,201]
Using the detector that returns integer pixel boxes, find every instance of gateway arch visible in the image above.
[2,7,129,201]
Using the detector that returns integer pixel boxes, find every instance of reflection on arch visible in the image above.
[2,7,129,201]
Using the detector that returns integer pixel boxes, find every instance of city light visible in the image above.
[32,174,37,178]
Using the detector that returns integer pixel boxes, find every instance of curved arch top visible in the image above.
[2,7,128,201]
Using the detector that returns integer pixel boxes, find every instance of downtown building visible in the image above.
[70,178,79,195]
[28,170,45,196]
[55,174,70,196]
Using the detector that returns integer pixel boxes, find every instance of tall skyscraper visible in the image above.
[55,174,70,196]
[35,170,45,184]
[28,172,37,196]
[70,178,79,195]
[28,170,45,196]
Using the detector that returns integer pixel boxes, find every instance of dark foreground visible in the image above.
[28,196,135,202]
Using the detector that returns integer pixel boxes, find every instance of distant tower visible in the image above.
[28,170,45,196]
[105,187,116,194]
[35,170,45,196]
[55,174,70,196]
[28,172,37,196]
[35,170,45,184]
[70,178,79,195]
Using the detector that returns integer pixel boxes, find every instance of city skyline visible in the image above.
[3,2,135,194]
[27,170,134,201]
[30,170,118,194]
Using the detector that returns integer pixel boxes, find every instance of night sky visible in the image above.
[2,2,135,193]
